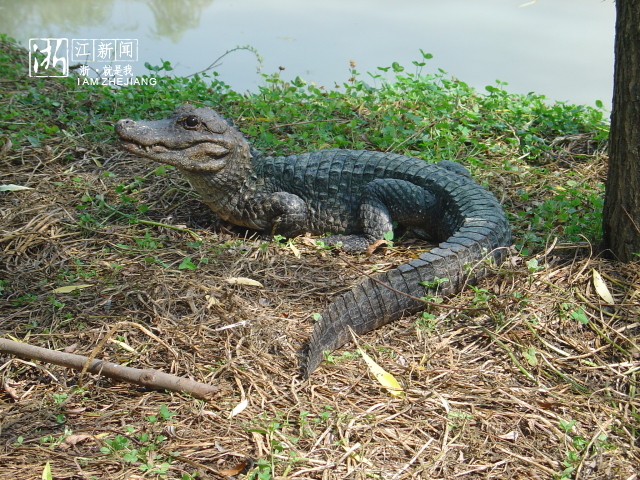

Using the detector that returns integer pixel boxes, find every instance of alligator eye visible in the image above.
[183,115,200,129]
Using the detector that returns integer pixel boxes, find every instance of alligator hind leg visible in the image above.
[323,179,438,251]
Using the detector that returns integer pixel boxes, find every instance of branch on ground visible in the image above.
[0,338,219,400]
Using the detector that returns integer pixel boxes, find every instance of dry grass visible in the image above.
[1,67,639,480]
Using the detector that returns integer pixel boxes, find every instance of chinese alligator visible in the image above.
[115,104,511,377]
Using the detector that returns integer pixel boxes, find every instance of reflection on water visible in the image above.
[0,0,113,36]
[0,0,615,107]
[145,0,214,42]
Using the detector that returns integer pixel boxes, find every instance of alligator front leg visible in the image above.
[260,191,310,238]
[323,179,438,251]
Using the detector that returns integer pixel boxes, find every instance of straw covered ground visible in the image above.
[1,39,639,479]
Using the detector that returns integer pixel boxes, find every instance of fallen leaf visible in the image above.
[497,431,519,441]
[299,237,317,247]
[358,348,404,397]
[365,239,390,256]
[64,434,93,446]
[52,284,93,293]
[63,407,86,415]
[0,136,11,156]
[342,444,374,467]
[205,294,220,307]
[226,277,264,288]
[219,459,248,475]
[288,243,301,258]
[0,184,33,192]
[64,343,78,353]
[229,399,248,418]
[3,382,19,401]
[592,269,614,304]
[42,461,52,480]
[109,338,136,353]
[200,409,219,418]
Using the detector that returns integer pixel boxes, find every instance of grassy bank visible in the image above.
[1,36,638,480]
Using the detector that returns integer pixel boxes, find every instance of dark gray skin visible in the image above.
[116,104,512,377]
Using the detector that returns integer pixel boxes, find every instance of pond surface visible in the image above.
[0,0,615,108]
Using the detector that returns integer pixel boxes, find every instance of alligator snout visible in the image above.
[114,118,135,136]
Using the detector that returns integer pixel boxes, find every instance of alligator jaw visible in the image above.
[118,139,231,172]
[120,141,169,156]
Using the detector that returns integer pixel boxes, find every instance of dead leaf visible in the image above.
[205,294,220,307]
[288,243,301,258]
[219,459,248,475]
[592,269,614,304]
[342,444,374,466]
[229,399,248,418]
[109,338,136,353]
[0,184,33,192]
[297,237,316,247]
[365,239,390,256]
[510,256,523,267]
[64,434,93,446]
[52,284,93,293]
[63,406,86,415]
[497,431,519,441]
[200,409,219,418]
[358,348,404,397]
[3,382,19,401]
[64,343,78,353]
[225,277,264,288]
[0,136,11,156]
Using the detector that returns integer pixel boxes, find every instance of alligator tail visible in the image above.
[300,213,511,378]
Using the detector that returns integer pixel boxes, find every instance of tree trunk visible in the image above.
[602,0,640,262]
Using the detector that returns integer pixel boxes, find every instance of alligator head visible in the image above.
[115,104,251,172]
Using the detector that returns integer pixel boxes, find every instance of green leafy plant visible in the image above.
[419,276,449,291]
[469,285,495,305]
[100,405,178,476]
[415,311,438,333]
[178,257,196,270]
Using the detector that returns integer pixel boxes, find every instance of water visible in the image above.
[0,0,615,108]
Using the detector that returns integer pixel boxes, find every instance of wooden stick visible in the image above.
[0,338,219,400]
